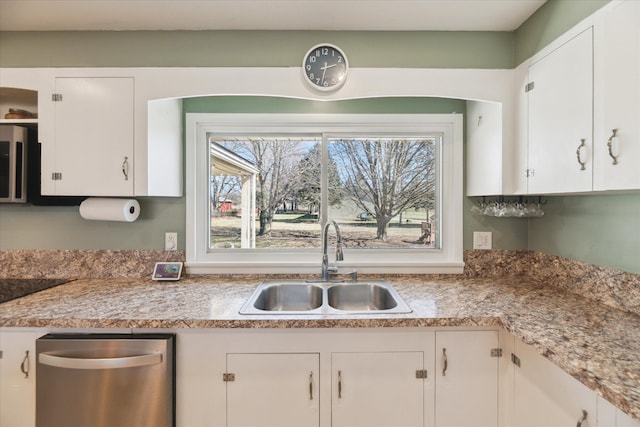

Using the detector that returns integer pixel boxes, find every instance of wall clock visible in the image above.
[302,44,349,91]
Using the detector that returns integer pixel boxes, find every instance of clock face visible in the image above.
[303,44,348,91]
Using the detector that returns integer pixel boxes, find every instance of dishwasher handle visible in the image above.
[39,352,162,370]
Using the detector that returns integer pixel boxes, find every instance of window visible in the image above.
[186,114,463,274]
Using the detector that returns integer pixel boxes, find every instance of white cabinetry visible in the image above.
[0,68,183,197]
[332,352,424,427]
[46,77,134,196]
[512,337,597,427]
[466,101,510,196]
[598,396,640,427]
[593,0,640,191]
[526,27,594,194]
[435,330,499,427]
[226,353,319,427]
[0,329,44,427]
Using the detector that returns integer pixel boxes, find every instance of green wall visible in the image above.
[528,194,640,273]
[0,31,513,69]
[4,0,638,275]
[515,0,610,64]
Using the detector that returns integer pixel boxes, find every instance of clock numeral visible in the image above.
[322,47,329,55]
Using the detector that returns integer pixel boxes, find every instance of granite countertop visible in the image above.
[0,274,639,420]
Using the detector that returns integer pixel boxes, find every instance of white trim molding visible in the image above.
[186,113,463,274]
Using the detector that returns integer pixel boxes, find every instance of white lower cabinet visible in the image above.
[3,327,639,427]
[512,336,597,427]
[0,329,43,427]
[331,352,425,427]
[598,396,640,427]
[226,353,319,427]
[435,330,499,427]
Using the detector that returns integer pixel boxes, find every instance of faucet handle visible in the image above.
[328,269,358,282]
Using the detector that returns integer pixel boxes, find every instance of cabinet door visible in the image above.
[51,77,134,196]
[226,353,319,427]
[527,27,594,194]
[332,352,424,427]
[435,330,498,427]
[593,0,640,191]
[513,338,596,427]
[466,101,505,197]
[0,330,42,427]
[617,410,640,427]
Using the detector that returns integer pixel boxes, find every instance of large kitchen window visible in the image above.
[186,114,463,274]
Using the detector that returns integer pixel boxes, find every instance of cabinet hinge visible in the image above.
[52,93,63,102]
[511,353,521,368]
[525,169,535,178]
[415,369,428,379]
[490,348,503,358]
[525,82,535,92]
[223,373,236,382]
[51,172,63,181]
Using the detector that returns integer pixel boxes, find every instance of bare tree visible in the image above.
[295,143,344,215]
[220,138,307,236]
[330,137,437,240]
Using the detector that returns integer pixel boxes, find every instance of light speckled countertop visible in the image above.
[1,274,639,420]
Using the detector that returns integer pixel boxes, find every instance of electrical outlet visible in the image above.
[473,231,492,250]
[165,232,178,251]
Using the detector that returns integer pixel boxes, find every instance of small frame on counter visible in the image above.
[152,262,183,281]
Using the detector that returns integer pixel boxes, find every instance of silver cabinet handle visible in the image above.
[39,352,162,370]
[576,409,588,427]
[122,156,129,180]
[442,348,448,376]
[576,139,587,170]
[20,350,30,378]
[338,370,342,398]
[309,371,313,400]
[607,129,619,165]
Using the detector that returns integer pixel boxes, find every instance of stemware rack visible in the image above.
[471,196,547,218]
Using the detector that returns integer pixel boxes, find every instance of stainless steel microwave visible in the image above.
[0,125,27,203]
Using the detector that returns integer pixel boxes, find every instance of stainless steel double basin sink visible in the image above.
[240,279,412,315]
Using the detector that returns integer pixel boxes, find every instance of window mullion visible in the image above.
[321,133,329,226]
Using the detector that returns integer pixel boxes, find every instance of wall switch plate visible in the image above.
[165,232,178,251]
[473,231,492,250]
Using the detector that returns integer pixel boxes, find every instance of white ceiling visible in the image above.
[0,0,546,32]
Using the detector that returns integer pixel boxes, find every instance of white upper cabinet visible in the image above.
[593,0,640,191]
[0,68,183,197]
[47,77,134,196]
[467,0,640,196]
[526,27,594,194]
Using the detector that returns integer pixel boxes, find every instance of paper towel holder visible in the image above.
[79,197,140,222]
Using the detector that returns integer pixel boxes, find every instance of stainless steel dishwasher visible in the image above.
[36,333,175,427]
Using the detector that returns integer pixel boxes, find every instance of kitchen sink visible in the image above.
[252,283,323,312]
[327,283,398,311]
[239,279,412,315]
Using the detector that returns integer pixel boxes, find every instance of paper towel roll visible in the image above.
[79,198,140,222]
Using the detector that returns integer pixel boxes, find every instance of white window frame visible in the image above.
[186,113,463,274]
